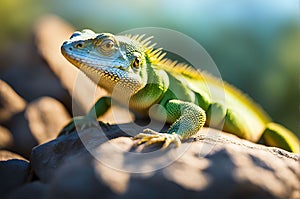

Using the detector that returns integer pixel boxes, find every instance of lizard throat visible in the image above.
[78,63,144,98]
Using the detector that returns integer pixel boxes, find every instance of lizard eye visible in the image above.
[100,39,115,53]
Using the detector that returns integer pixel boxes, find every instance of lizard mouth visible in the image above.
[62,50,127,72]
[113,66,126,71]
[61,46,129,72]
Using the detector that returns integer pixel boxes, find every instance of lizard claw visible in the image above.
[132,128,182,149]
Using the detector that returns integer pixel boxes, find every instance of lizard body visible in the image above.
[60,29,299,153]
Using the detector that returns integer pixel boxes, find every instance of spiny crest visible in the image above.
[157,58,205,80]
[124,34,154,48]
[125,34,204,80]
[125,34,163,61]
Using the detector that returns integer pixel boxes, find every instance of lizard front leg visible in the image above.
[58,96,111,136]
[133,99,206,149]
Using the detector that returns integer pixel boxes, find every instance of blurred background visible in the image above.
[0,0,298,135]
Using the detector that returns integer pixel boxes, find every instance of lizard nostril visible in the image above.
[68,47,73,51]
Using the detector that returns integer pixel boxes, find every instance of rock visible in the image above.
[1,34,71,110]
[0,159,30,198]
[8,111,37,158]
[0,150,27,161]
[30,124,300,199]
[5,181,47,199]
[0,126,13,149]
[9,97,70,158]
[0,79,26,123]
[31,132,86,183]
[46,156,116,199]
[30,123,130,183]
[25,97,70,144]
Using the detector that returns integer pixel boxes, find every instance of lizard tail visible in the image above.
[262,123,299,153]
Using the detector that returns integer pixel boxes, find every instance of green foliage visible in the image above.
[0,0,43,51]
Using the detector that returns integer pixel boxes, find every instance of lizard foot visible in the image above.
[132,128,182,149]
[58,116,109,137]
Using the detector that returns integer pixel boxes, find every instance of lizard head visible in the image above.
[61,29,148,96]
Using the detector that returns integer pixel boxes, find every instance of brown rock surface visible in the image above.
[0,80,26,123]
[0,126,13,149]
[9,97,71,158]
[0,150,27,161]
[25,97,70,144]
[30,124,300,199]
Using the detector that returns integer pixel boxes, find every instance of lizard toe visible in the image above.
[132,129,182,149]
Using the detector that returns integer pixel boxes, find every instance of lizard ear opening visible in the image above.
[131,52,142,70]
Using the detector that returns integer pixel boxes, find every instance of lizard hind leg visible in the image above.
[262,122,299,153]
[132,100,206,149]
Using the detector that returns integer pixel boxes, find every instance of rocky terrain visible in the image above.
[0,15,299,199]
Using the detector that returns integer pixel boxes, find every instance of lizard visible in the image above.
[60,29,299,153]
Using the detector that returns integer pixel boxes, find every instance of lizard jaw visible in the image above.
[62,45,144,96]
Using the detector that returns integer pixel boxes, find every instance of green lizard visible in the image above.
[60,29,299,153]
